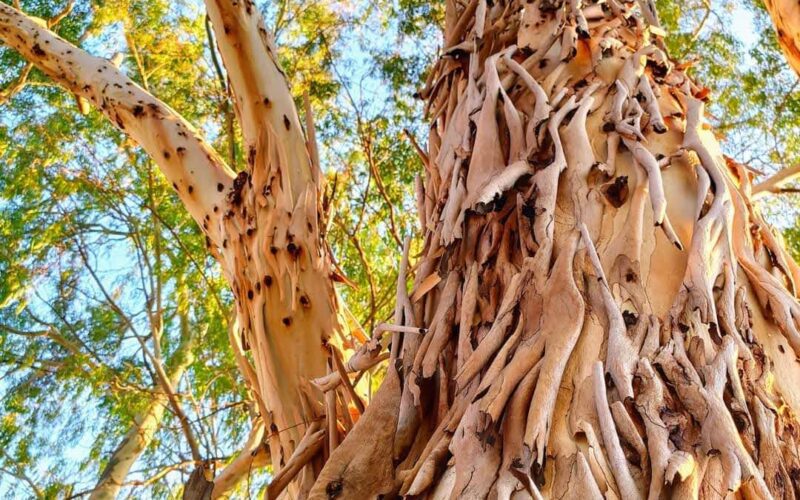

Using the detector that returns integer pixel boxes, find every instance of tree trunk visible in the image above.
[0,3,339,495]
[91,345,194,500]
[5,0,800,497]
[310,0,800,498]
[91,286,199,499]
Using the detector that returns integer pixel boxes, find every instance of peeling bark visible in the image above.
[313,0,800,496]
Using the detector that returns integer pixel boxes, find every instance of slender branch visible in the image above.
[0,467,43,499]
[74,239,203,464]
[0,62,33,104]
[204,14,237,168]
[46,0,74,28]
[752,164,800,198]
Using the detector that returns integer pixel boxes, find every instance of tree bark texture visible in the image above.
[4,0,800,498]
[764,0,800,79]
[310,0,800,498]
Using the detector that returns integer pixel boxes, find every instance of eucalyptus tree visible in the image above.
[0,0,407,496]
[0,1,258,497]
[4,0,800,499]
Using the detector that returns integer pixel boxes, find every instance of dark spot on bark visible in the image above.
[247,290,254,300]
[177,146,186,156]
[731,410,749,432]
[625,270,638,282]
[264,275,273,287]
[521,200,537,219]
[283,115,291,130]
[255,282,261,292]
[228,171,249,206]
[132,105,144,117]
[789,467,800,486]
[566,46,577,61]
[248,146,256,166]
[31,43,46,57]
[217,183,224,192]
[213,205,218,212]
[622,310,638,327]
[188,185,193,194]
[326,480,343,498]
[647,60,669,80]
[300,294,310,308]
[602,176,629,208]
[775,471,785,492]
[222,239,228,248]
[602,121,616,132]
[539,0,563,11]
[588,162,611,186]
[163,151,171,159]
[172,182,179,191]
[287,242,301,258]
[270,246,278,254]
[779,344,786,353]
[263,97,271,107]
[668,426,684,449]
[282,317,292,326]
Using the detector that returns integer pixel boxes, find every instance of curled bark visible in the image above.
[312,0,800,496]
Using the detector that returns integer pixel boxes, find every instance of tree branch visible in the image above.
[203,0,317,203]
[211,418,269,498]
[764,0,800,78]
[0,3,235,246]
[752,163,800,198]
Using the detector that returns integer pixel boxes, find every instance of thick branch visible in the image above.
[0,3,235,246]
[203,0,316,203]
[764,0,800,77]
